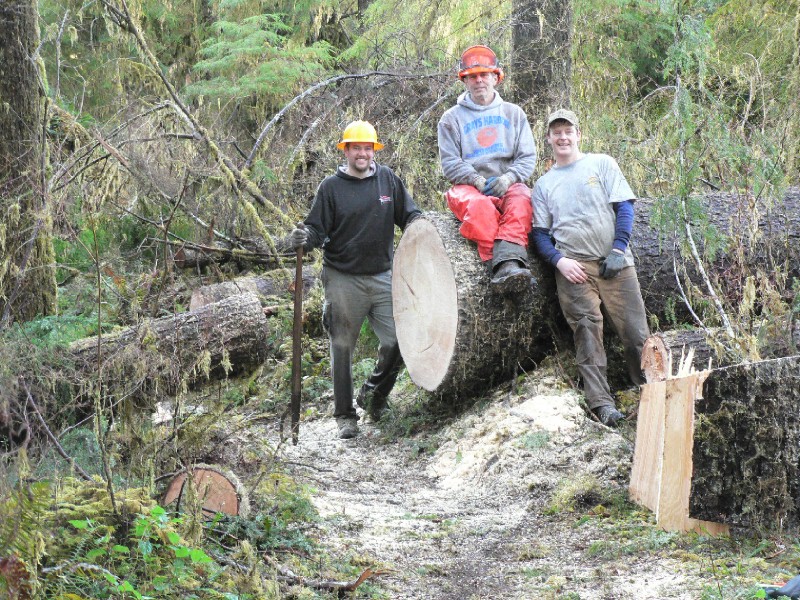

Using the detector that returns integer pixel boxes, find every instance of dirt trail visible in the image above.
[274,372,710,599]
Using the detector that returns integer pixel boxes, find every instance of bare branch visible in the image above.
[20,378,94,482]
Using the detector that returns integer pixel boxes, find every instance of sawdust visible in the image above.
[269,370,718,599]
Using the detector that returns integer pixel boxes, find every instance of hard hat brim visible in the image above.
[458,66,504,84]
[337,140,384,150]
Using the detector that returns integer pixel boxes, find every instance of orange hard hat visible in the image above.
[458,45,504,84]
[336,120,384,150]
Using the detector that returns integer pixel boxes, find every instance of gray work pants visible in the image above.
[321,266,403,419]
[555,261,650,410]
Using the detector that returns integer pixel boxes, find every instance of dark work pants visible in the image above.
[322,266,404,419]
[555,261,650,410]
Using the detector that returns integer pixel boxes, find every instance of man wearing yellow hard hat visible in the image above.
[438,45,537,294]
[290,121,421,439]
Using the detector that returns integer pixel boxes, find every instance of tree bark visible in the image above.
[511,0,573,125]
[688,355,800,530]
[69,292,270,400]
[0,0,57,325]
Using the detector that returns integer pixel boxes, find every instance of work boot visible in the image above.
[593,405,625,427]
[356,388,389,422]
[490,260,534,295]
[336,417,359,439]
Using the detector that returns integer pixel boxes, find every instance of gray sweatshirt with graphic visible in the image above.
[438,91,537,186]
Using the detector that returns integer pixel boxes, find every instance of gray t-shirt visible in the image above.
[532,153,636,265]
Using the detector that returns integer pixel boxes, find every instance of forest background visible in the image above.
[1,0,799,598]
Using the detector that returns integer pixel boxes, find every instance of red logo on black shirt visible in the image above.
[379,195,391,204]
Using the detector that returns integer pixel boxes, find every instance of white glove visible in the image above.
[473,176,487,192]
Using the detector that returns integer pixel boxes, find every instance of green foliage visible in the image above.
[186,5,334,108]
[46,505,220,599]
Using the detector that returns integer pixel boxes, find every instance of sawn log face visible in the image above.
[688,355,800,529]
[393,213,554,398]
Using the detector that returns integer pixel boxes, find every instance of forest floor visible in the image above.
[253,364,777,600]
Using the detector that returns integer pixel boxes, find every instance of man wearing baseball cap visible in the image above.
[531,109,650,427]
[437,45,537,295]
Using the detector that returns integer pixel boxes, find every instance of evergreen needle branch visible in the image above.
[672,77,735,339]
[246,70,447,169]
[20,377,94,482]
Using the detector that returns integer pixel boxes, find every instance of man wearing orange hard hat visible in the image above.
[438,45,537,294]
[290,120,421,440]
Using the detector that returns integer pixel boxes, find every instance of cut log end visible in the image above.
[162,465,247,518]
[392,218,459,391]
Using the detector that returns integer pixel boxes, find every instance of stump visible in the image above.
[630,354,800,533]
[162,465,247,518]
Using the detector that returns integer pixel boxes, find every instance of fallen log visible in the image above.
[633,188,800,325]
[69,292,270,398]
[392,213,554,398]
[630,354,800,533]
[393,188,800,397]
[189,268,318,311]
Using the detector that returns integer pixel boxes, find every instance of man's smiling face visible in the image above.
[547,121,582,165]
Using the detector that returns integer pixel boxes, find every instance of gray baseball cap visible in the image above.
[547,108,579,128]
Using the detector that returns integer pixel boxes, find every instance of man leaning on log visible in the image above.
[290,121,421,440]
[437,44,537,295]
[531,109,650,427]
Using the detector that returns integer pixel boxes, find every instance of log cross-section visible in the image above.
[392,213,552,397]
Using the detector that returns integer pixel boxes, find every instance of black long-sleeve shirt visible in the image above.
[304,163,421,275]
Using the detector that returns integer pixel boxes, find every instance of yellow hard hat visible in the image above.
[458,45,504,84]
[336,120,385,150]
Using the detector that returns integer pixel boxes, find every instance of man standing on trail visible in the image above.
[290,120,421,440]
[530,109,650,427]
[438,44,537,294]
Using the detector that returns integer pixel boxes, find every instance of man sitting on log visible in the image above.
[531,109,650,427]
[437,44,537,294]
[290,120,421,439]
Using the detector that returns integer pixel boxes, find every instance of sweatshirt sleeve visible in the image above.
[506,107,537,183]
[392,171,422,229]
[303,181,331,250]
[437,114,483,186]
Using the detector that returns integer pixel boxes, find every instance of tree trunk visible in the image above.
[511,0,573,126]
[0,0,57,325]
[69,292,270,401]
[632,188,800,328]
[392,213,554,399]
[689,355,800,530]
[394,188,800,397]
[189,268,318,311]
[631,355,800,533]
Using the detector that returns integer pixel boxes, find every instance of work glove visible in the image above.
[290,225,308,249]
[599,250,626,279]
[483,173,514,197]
[473,176,487,193]
[765,574,800,599]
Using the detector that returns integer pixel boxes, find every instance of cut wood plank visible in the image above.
[630,371,729,534]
